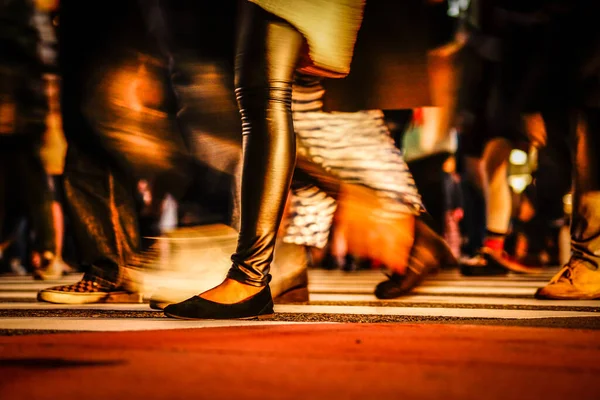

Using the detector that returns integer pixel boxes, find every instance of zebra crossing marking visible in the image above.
[0,317,317,331]
[0,268,598,332]
[274,304,600,319]
[308,293,600,308]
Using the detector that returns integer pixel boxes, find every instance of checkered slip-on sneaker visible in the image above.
[37,274,142,304]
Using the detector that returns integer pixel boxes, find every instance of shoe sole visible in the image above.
[151,289,309,310]
[38,290,143,304]
[163,312,275,321]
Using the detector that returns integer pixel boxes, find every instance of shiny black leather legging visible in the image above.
[227,2,304,286]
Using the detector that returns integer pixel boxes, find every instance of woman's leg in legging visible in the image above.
[199,2,303,303]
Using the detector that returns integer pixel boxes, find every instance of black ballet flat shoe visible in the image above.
[375,217,457,299]
[164,285,275,320]
[150,269,310,310]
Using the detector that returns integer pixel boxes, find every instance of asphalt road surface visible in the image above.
[1,265,598,399]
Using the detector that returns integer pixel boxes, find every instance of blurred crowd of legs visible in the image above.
[1,0,599,316]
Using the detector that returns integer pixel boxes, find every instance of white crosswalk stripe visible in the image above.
[0,268,598,332]
[0,317,315,331]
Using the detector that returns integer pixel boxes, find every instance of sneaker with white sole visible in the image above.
[37,273,142,304]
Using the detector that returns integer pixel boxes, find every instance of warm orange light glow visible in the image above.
[34,0,59,12]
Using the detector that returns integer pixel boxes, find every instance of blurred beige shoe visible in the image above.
[32,252,74,280]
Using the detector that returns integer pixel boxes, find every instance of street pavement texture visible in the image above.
[0,226,598,398]
[1,269,599,399]
[0,323,598,400]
